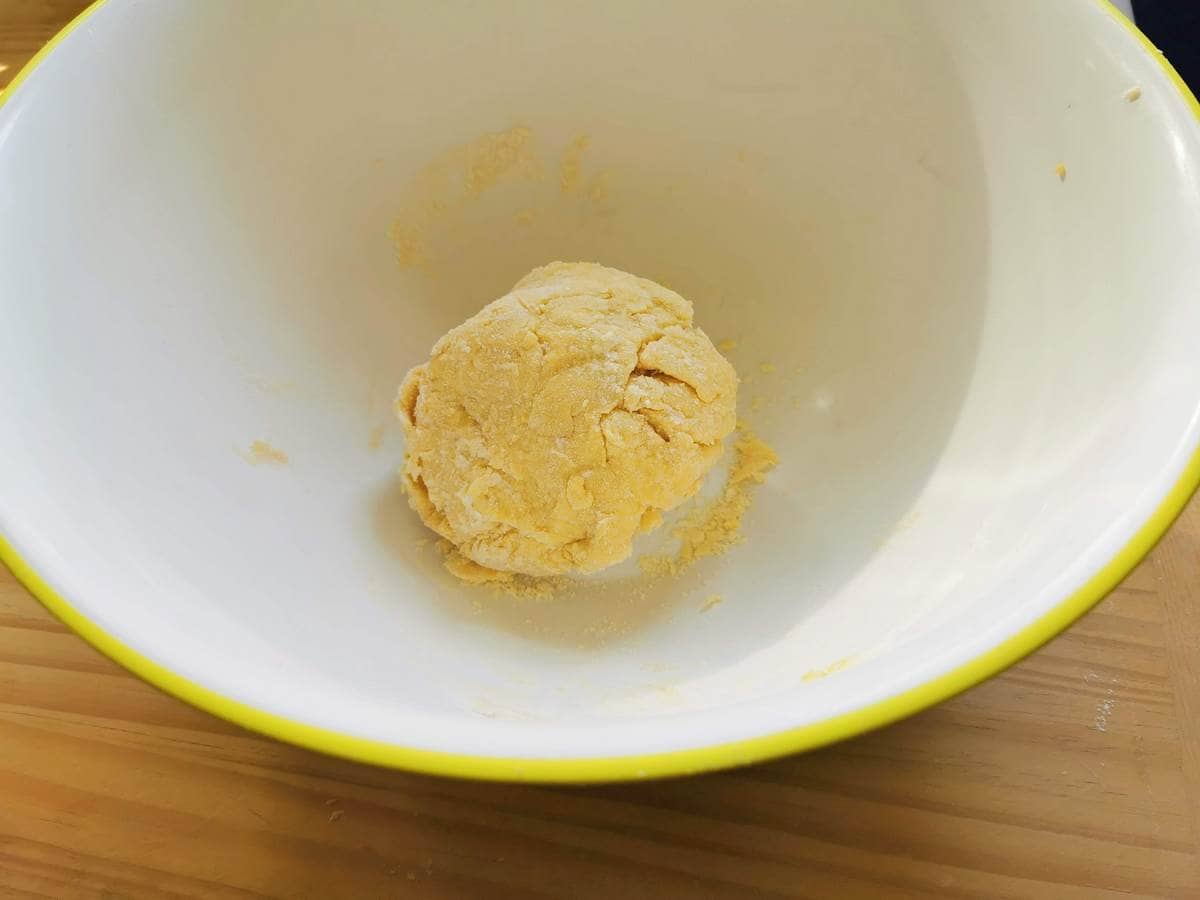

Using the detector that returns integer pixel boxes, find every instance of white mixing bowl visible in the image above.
[2,0,1198,781]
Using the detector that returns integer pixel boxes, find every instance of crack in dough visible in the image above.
[396,261,737,577]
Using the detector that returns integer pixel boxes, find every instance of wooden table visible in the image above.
[2,4,1198,897]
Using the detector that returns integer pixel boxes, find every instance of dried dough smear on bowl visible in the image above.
[0,0,1198,782]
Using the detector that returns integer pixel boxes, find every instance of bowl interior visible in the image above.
[1,0,1198,763]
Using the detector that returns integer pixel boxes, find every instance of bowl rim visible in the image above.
[3,0,1199,784]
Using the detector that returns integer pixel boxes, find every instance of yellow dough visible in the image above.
[396,261,738,577]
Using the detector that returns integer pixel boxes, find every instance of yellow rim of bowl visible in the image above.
[2,0,1199,783]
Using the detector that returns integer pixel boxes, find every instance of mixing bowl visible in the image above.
[2,0,1198,782]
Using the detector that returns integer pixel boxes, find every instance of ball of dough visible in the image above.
[396,261,738,577]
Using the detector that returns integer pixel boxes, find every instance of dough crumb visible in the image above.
[700,594,724,613]
[1055,163,1067,182]
[717,338,738,352]
[802,657,854,682]
[466,126,537,195]
[244,440,288,465]
[1123,86,1142,103]
[640,424,778,577]
[515,208,535,225]
[758,362,777,374]
[399,262,738,579]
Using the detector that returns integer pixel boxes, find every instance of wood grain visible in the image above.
[2,4,1199,897]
